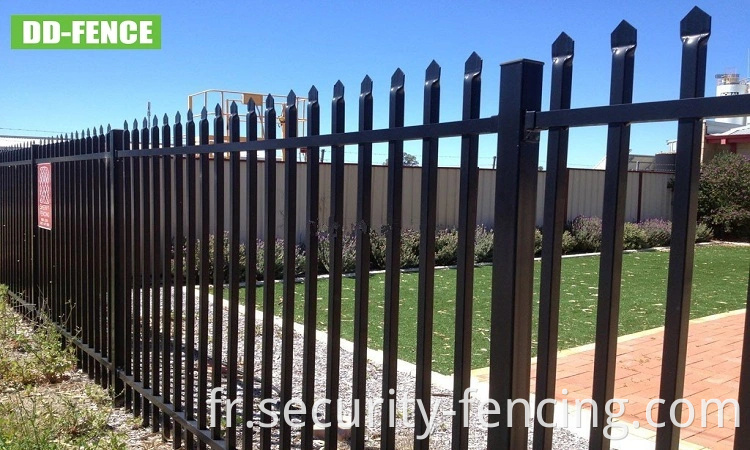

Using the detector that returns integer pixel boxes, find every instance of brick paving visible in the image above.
[473,310,745,449]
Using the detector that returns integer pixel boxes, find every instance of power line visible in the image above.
[0,127,66,134]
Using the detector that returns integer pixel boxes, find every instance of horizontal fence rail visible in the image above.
[1,6,750,450]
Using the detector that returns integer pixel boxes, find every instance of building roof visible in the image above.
[712,124,750,136]
[594,154,658,171]
[705,123,750,144]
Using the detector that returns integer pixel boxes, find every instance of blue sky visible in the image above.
[1,0,749,168]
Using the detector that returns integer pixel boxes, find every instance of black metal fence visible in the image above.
[2,6,750,450]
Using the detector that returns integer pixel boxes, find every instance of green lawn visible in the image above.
[221,245,750,375]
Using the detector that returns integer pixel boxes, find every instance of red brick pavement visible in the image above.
[530,311,745,449]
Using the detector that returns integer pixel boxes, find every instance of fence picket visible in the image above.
[589,21,637,450]
[227,101,241,449]
[302,86,320,450]
[325,80,346,449]
[122,122,134,412]
[211,104,225,442]
[534,32,574,450]
[352,76,373,450]
[140,117,153,427]
[381,68,405,450]
[172,111,184,449]
[261,95,277,449]
[657,8,711,450]
[161,114,173,437]
[150,116,163,432]
[242,99,259,450]
[197,106,210,449]
[184,108,197,450]
[414,60,441,450]
[281,91,298,450]
[129,119,143,418]
[452,52,482,450]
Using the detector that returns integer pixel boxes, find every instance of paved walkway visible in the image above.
[472,310,745,449]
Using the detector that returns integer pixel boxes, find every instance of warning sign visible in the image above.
[38,163,52,230]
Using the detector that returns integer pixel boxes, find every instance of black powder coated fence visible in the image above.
[1,6,750,450]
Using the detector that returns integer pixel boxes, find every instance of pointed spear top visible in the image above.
[247,98,256,111]
[99,125,104,135]
[142,118,148,128]
[106,124,111,134]
[214,103,222,117]
[465,52,482,75]
[200,106,208,120]
[333,80,344,98]
[265,94,274,109]
[75,131,79,139]
[152,116,158,127]
[123,120,129,131]
[133,119,139,129]
[187,109,193,122]
[360,76,373,95]
[308,85,318,102]
[552,32,575,59]
[287,90,296,106]
[86,128,91,137]
[163,113,169,125]
[391,69,405,89]
[175,111,182,124]
[611,20,637,48]
[681,6,711,38]
[230,101,238,115]
[64,133,69,139]
[426,60,441,83]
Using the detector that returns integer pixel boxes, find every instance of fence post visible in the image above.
[108,129,125,400]
[487,59,543,449]
[30,144,40,317]
[489,58,544,450]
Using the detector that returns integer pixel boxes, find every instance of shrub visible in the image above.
[474,226,494,263]
[534,228,543,256]
[638,219,671,248]
[187,233,248,284]
[400,228,421,269]
[318,230,357,274]
[623,222,648,250]
[369,230,387,270]
[435,228,459,266]
[569,216,602,253]
[695,222,714,243]
[561,230,576,255]
[698,153,750,240]
[256,238,305,281]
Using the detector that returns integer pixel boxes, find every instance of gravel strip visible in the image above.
[133,287,588,449]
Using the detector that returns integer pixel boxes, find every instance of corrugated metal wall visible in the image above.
[183,161,673,241]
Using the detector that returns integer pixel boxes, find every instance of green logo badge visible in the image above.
[11,15,161,49]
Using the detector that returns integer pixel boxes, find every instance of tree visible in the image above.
[383,152,419,166]
[697,152,750,240]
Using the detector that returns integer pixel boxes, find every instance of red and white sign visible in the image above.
[38,163,52,230]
